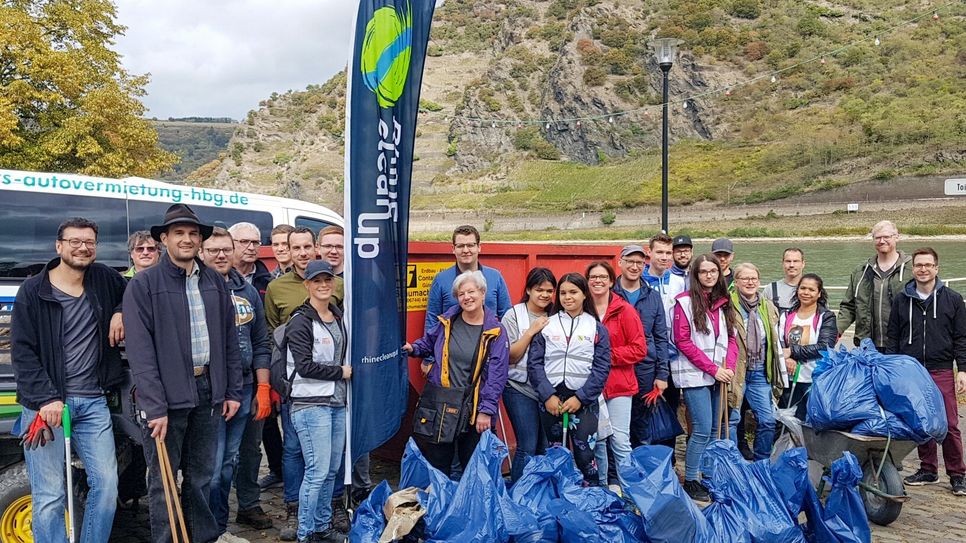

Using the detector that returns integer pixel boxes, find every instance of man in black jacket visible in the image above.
[123,204,244,543]
[11,217,126,543]
[886,247,966,496]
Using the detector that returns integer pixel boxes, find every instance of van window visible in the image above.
[0,192,128,277]
[128,201,274,245]
[294,216,337,237]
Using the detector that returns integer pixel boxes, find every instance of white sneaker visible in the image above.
[216,533,251,543]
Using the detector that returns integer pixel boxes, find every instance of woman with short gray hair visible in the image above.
[403,270,509,476]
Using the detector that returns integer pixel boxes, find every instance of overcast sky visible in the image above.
[114,0,358,120]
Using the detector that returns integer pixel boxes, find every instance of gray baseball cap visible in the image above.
[711,238,734,255]
[620,244,646,258]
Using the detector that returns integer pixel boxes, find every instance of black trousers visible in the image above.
[261,412,284,476]
[141,375,221,543]
[415,428,481,478]
[539,384,601,486]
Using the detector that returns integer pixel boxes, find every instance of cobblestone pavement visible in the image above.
[110,406,966,543]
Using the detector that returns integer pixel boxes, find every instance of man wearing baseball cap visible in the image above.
[711,237,736,289]
[124,203,244,543]
[670,235,692,288]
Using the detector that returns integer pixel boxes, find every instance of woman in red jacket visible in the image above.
[586,261,647,488]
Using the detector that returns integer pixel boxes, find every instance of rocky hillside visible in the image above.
[190,0,966,214]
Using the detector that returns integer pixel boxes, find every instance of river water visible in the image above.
[700,240,966,308]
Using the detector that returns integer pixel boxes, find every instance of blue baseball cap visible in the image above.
[304,260,335,281]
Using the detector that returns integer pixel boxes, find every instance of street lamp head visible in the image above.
[652,38,683,69]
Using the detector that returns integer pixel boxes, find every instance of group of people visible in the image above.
[11,210,966,543]
[405,220,966,506]
[12,204,357,543]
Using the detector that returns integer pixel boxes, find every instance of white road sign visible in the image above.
[945,178,966,196]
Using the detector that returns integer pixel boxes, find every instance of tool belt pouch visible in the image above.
[412,382,471,445]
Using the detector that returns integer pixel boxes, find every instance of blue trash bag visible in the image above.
[768,447,811,517]
[618,445,711,543]
[806,342,880,431]
[811,349,836,381]
[700,440,807,543]
[547,499,599,540]
[869,347,947,443]
[510,446,580,542]
[399,438,456,536]
[559,484,645,543]
[641,396,685,444]
[850,410,924,443]
[349,480,392,543]
[823,452,871,543]
[424,431,541,543]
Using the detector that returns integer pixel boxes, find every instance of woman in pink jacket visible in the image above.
[672,254,739,503]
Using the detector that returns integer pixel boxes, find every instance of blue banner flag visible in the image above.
[344,0,435,463]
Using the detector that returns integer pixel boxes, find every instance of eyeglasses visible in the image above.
[454,243,478,250]
[61,238,96,249]
[234,239,260,247]
[913,263,936,269]
[319,244,344,251]
[133,246,158,253]
[736,277,760,283]
[588,274,610,282]
[697,269,719,276]
[874,235,897,242]
[204,247,234,256]
[621,258,645,268]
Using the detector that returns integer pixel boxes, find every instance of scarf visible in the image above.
[739,293,764,370]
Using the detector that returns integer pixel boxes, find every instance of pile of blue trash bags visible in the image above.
[806,339,947,444]
[350,431,871,543]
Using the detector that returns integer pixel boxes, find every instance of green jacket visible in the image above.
[729,292,784,408]
[837,251,912,347]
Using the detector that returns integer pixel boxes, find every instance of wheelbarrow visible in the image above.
[800,423,918,527]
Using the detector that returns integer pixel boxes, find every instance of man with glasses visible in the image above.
[318,225,345,277]
[12,217,127,543]
[424,224,511,333]
[124,230,160,278]
[201,228,272,538]
[229,222,272,298]
[839,220,912,347]
[670,234,693,288]
[123,204,243,543]
[885,248,966,495]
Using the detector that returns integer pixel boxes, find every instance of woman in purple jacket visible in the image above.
[403,270,510,476]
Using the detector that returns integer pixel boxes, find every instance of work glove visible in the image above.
[254,383,273,420]
[270,389,282,411]
[642,387,662,407]
[19,414,54,449]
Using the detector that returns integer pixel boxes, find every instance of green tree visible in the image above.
[0,0,177,176]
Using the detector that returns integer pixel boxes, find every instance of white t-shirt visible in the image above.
[788,315,817,383]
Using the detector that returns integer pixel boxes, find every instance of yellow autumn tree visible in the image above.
[0,0,177,176]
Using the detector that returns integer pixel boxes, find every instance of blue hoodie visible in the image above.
[226,268,271,385]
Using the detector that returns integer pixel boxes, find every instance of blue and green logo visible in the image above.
[360,4,413,109]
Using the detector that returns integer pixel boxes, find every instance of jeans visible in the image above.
[141,375,221,543]
[918,369,965,477]
[237,413,265,511]
[210,382,252,531]
[605,396,632,485]
[281,402,304,504]
[741,370,777,460]
[291,405,346,541]
[682,384,730,481]
[23,395,118,543]
[502,386,546,483]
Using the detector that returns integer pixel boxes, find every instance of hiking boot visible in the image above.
[952,475,966,496]
[683,479,710,503]
[235,506,273,530]
[330,498,350,533]
[312,528,348,543]
[903,469,939,486]
[279,502,299,541]
[258,471,283,490]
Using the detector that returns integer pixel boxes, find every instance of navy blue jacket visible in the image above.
[123,254,243,419]
[12,259,127,410]
[226,269,271,385]
[613,278,670,390]
[527,319,612,406]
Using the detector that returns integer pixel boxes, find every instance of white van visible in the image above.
[0,168,343,280]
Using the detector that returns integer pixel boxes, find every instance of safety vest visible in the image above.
[508,303,531,383]
[287,320,338,399]
[541,312,598,391]
[671,296,729,389]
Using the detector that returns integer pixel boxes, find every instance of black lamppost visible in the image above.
[652,38,682,234]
